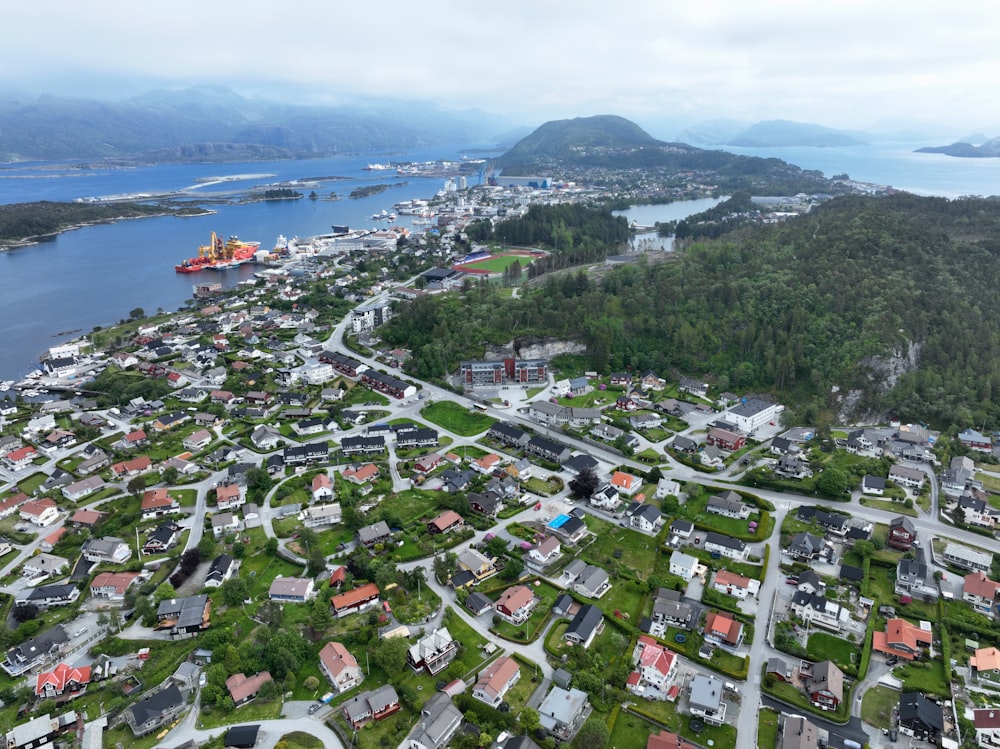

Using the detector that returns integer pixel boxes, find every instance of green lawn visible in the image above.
[630,699,738,748]
[758,707,779,748]
[461,253,534,272]
[860,496,917,516]
[420,401,493,436]
[275,732,325,749]
[610,709,658,748]
[807,632,859,672]
[897,658,949,697]
[581,516,663,581]
[197,697,281,729]
[861,684,900,730]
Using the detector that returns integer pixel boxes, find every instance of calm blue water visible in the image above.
[718,142,1000,198]
[1,141,997,383]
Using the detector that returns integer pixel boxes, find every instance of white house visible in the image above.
[669,551,699,581]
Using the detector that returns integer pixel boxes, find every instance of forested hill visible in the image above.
[383,193,1000,428]
[495,114,845,195]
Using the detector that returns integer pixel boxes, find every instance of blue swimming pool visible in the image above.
[548,513,571,529]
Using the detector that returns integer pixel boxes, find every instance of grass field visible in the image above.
[807,632,857,671]
[457,252,540,273]
[861,684,899,729]
[758,708,780,748]
[420,400,493,436]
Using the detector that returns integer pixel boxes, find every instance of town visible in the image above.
[0,177,995,749]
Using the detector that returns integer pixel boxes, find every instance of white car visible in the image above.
[198,673,207,688]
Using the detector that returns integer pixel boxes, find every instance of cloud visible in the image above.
[4,0,1000,133]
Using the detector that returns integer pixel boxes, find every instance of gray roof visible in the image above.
[538,686,589,730]
[689,673,723,713]
[357,520,391,543]
[403,693,462,749]
[565,604,603,643]
[704,531,745,551]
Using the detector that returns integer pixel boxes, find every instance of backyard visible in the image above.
[420,401,492,436]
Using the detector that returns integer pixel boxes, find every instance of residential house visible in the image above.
[972,708,1000,748]
[20,499,60,527]
[141,488,179,519]
[668,551,699,581]
[706,428,745,452]
[590,484,621,511]
[766,657,792,682]
[959,428,993,452]
[528,536,561,567]
[211,511,239,539]
[712,570,759,600]
[62,476,105,502]
[407,628,458,675]
[610,470,642,496]
[3,446,38,471]
[703,532,747,560]
[126,685,186,736]
[669,519,694,540]
[898,691,944,742]
[215,483,245,511]
[111,455,152,478]
[971,646,1000,686]
[268,577,314,603]
[574,565,611,599]
[155,595,211,637]
[888,516,917,550]
[861,474,886,496]
[563,604,604,648]
[343,463,380,486]
[779,715,820,749]
[357,521,392,548]
[804,660,844,710]
[487,421,530,448]
[943,542,993,572]
[458,548,497,583]
[787,532,825,561]
[699,445,725,469]
[299,503,343,528]
[465,592,494,616]
[626,636,677,698]
[726,398,778,433]
[414,454,443,475]
[35,662,91,698]
[889,465,925,491]
[630,412,662,431]
[706,491,751,519]
[537,686,592,742]
[896,558,938,599]
[629,503,664,534]
[341,685,401,729]
[964,572,1000,616]
[525,435,571,463]
[467,491,502,517]
[143,521,181,554]
[250,424,282,450]
[703,611,744,648]
[872,618,932,661]
[90,571,140,600]
[494,586,538,624]
[330,583,380,618]
[81,536,131,564]
[183,429,213,452]
[16,583,80,610]
[648,588,695,632]
[226,671,273,707]
[204,554,237,588]
[401,693,463,749]
[472,656,520,708]
[688,674,726,725]
[319,642,364,694]
[792,592,846,632]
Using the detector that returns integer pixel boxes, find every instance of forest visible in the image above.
[381,193,1000,429]
[0,200,171,244]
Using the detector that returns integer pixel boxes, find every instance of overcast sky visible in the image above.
[6,1,1000,138]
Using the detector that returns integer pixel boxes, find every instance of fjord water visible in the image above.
[1,141,997,382]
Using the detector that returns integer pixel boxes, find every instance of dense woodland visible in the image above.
[382,193,1000,429]
[0,200,171,244]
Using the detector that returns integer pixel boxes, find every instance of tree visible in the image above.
[197,534,217,558]
[127,475,147,496]
[519,707,540,734]
[161,466,179,486]
[153,581,176,603]
[11,603,38,624]
[372,635,409,674]
[224,645,241,673]
[433,551,458,583]
[569,467,600,499]
[572,718,610,749]
[303,675,320,691]
[816,467,849,498]
[482,535,509,559]
[500,557,524,582]
[310,596,333,634]
[233,541,246,559]
[264,537,279,556]
[853,540,875,559]
[129,307,145,320]
[257,600,283,628]
[220,577,251,606]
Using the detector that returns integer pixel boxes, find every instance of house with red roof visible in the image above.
[610,471,642,496]
[647,731,696,749]
[414,454,443,475]
[90,572,140,600]
[494,585,538,625]
[20,498,60,527]
[319,642,364,694]
[311,473,333,502]
[215,483,245,511]
[141,489,179,520]
[3,446,38,471]
[35,662,91,697]
[111,455,152,478]
[343,463,380,485]
[472,656,520,708]
[963,571,1000,616]
[427,510,464,535]
[703,611,744,648]
[226,671,273,707]
[711,569,759,600]
[330,583,381,618]
[872,618,932,661]
[627,636,678,697]
[0,492,31,520]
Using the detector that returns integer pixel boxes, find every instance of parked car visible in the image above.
[308,703,321,714]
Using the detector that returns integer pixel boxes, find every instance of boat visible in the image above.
[175,232,260,272]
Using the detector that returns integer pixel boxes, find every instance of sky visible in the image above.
[6,1,1000,138]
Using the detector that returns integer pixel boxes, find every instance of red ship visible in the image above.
[175,232,260,272]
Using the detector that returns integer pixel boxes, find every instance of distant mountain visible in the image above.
[0,87,505,162]
[675,119,751,145]
[726,119,867,147]
[497,115,660,168]
[915,137,1000,158]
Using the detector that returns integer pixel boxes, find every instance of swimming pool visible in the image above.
[548,513,571,529]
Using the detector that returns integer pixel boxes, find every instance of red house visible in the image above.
[706,427,746,452]
[887,516,917,551]
[805,660,844,711]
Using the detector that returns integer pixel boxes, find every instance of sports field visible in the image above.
[453,250,543,274]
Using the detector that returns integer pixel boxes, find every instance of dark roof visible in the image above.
[565,604,603,642]
[898,692,943,732]
[563,454,599,473]
[704,531,745,551]
[840,564,864,583]
[224,724,261,748]
[890,516,916,534]
[450,570,475,588]
[128,685,184,726]
[559,516,586,537]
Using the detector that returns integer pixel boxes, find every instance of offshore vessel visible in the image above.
[175,233,261,272]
